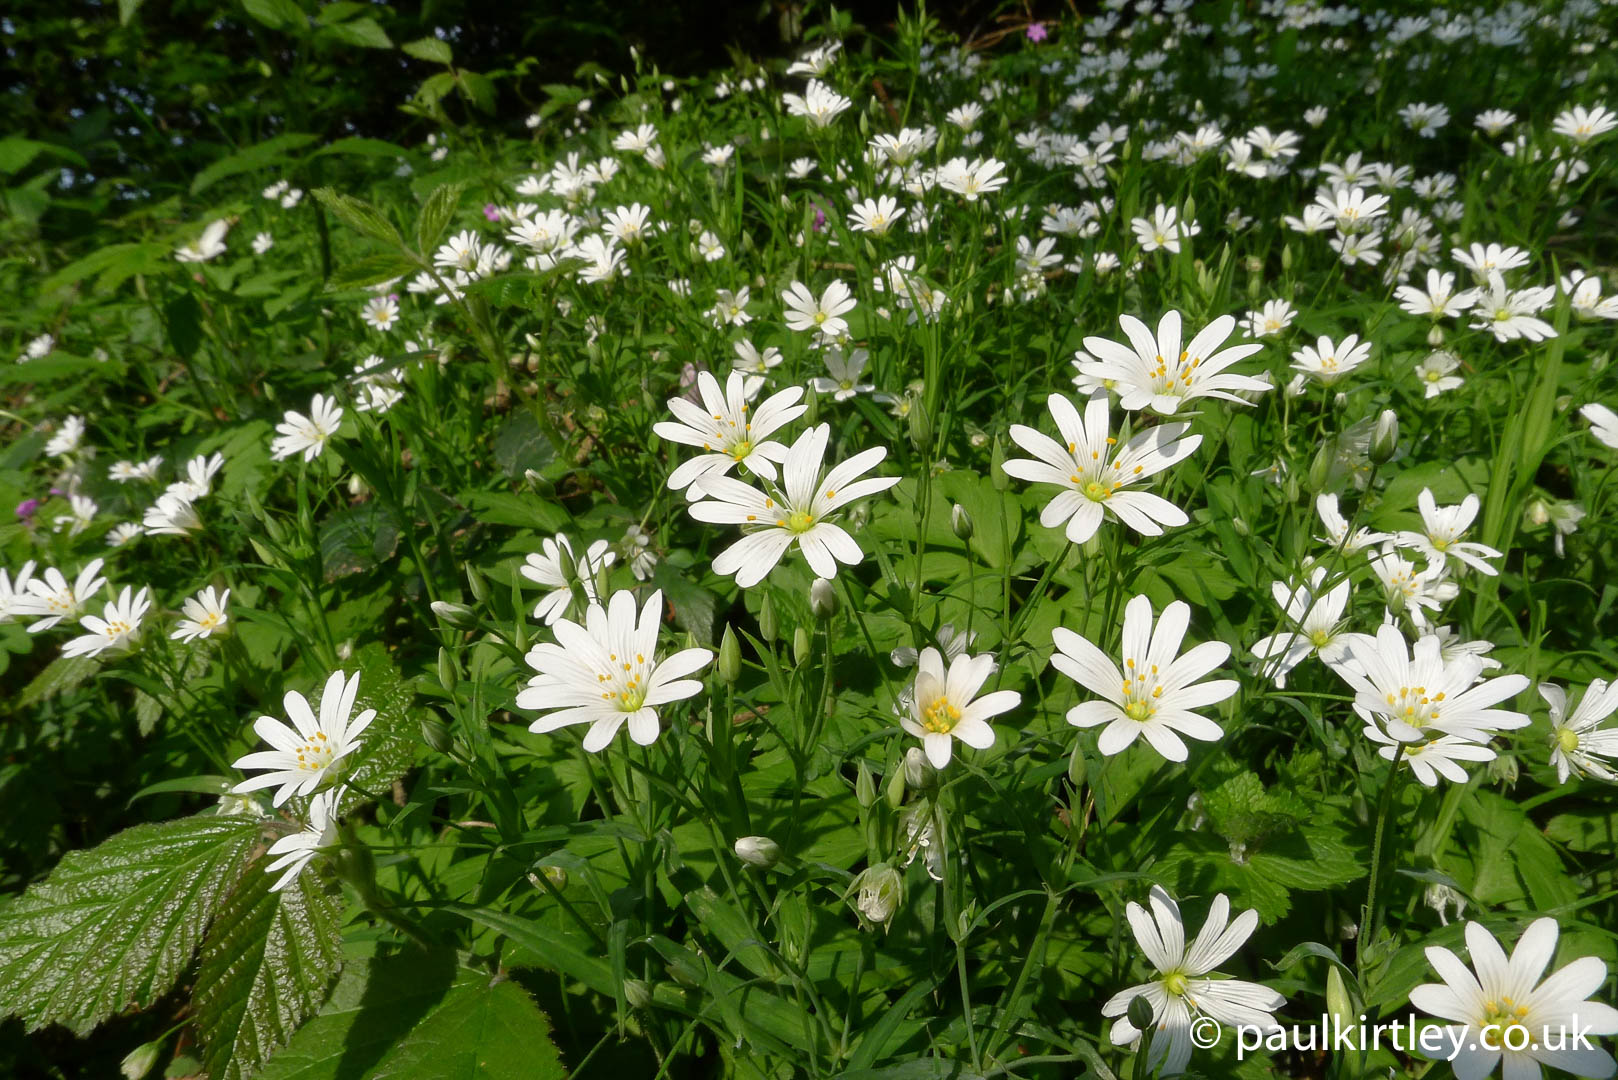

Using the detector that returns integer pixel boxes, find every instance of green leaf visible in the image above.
[166,293,204,361]
[312,137,408,159]
[415,181,465,258]
[319,15,393,49]
[491,412,558,479]
[401,37,453,64]
[370,973,566,1079]
[339,643,423,810]
[119,0,145,24]
[0,137,87,175]
[18,654,99,707]
[37,241,169,296]
[193,861,344,1080]
[0,814,263,1035]
[458,71,497,115]
[326,253,419,292]
[241,0,308,31]
[313,187,403,247]
[651,563,717,645]
[191,133,319,195]
[318,502,403,580]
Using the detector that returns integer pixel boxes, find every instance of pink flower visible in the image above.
[16,498,40,520]
[1026,22,1048,41]
[482,203,500,222]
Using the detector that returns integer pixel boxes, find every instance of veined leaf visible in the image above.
[193,859,344,1080]
[312,187,403,247]
[401,37,453,65]
[0,814,263,1035]
[369,971,565,1079]
[415,181,465,258]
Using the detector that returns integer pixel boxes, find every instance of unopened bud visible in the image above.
[734,835,781,868]
[718,624,741,683]
[1487,752,1519,786]
[1427,324,1445,346]
[907,396,933,452]
[421,709,452,750]
[951,504,974,541]
[809,578,839,619]
[759,592,779,642]
[1127,995,1155,1032]
[1525,499,1551,527]
[1231,516,1251,537]
[465,565,489,603]
[856,760,876,807]
[1326,965,1358,1034]
[802,385,820,426]
[990,434,1011,491]
[1370,409,1399,464]
[1307,442,1333,493]
[623,978,653,1009]
[793,626,811,665]
[436,646,458,691]
[430,600,474,628]
[121,1041,163,1080]
[904,746,937,791]
[1067,741,1087,786]
[1281,243,1293,272]
[885,761,906,809]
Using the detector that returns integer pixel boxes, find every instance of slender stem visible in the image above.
[1360,742,1407,978]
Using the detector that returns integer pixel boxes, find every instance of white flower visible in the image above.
[170,452,225,501]
[1368,548,1457,630]
[782,279,856,338]
[1249,568,1360,687]
[605,203,653,245]
[53,494,97,536]
[270,393,344,462]
[143,493,201,536]
[1472,272,1557,343]
[1290,334,1373,386]
[898,648,1020,769]
[521,535,617,625]
[786,40,841,77]
[1453,243,1531,280]
[892,623,977,667]
[1411,919,1618,1079]
[1541,681,1618,784]
[44,415,86,458]
[106,523,142,547]
[1552,104,1618,145]
[1002,391,1201,544]
[1396,270,1479,319]
[517,588,712,751]
[232,670,376,807]
[1563,271,1618,321]
[1052,594,1238,762]
[175,220,230,263]
[1414,351,1464,398]
[1102,885,1285,1076]
[173,586,231,642]
[848,195,904,236]
[653,371,806,496]
[1314,186,1390,230]
[1243,300,1295,338]
[709,287,753,328]
[1314,493,1390,553]
[1078,311,1268,414]
[1130,204,1199,253]
[810,347,876,402]
[1475,109,1516,136]
[1581,403,1618,449]
[361,297,399,332]
[252,231,274,255]
[1340,624,1529,747]
[1394,489,1502,576]
[688,424,900,587]
[782,80,851,128]
[265,788,342,892]
[14,558,107,632]
[935,157,1007,201]
[61,585,151,658]
[0,561,38,624]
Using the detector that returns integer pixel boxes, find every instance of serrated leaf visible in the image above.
[193,861,344,1080]
[370,973,566,1079]
[326,253,419,292]
[0,814,263,1035]
[241,0,307,30]
[415,181,464,257]
[340,643,422,808]
[491,411,557,479]
[312,187,402,247]
[318,502,403,580]
[401,37,452,64]
[319,15,392,49]
[18,654,100,707]
[255,951,461,1080]
[191,133,319,195]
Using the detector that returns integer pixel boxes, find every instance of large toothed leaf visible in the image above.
[193,859,345,1080]
[0,814,263,1035]
[369,971,566,1080]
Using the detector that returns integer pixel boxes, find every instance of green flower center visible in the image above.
[922,696,961,734]
[1557,727,1581,753]
[1163,972,1190,997]
[786,511,816,534]
[1125,700,1154,722]
[1309,629,1332,648]
[728,440,753,461]
[1084,480,1112,502]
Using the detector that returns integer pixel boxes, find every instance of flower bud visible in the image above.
[121,1041,164,1080]
[809,578,839,620]
[1369,409,1399,465]
[950,504,974,541]
[1067,741,1087,786]
[793,626,811,665]
[1306,442,1333,493]
[734,835,781,868]
[717,624,741,683]
[420,715,453,753]
[759,592,779,642]
[849,863,903,930]
[1524,499,1551,527]
[436,646,458,692]
[802,385,820,426]
[430,600,474,627]
[623,978,653,1009]
[990,434,1011,491]
[1487,752,1519,786]
[1326,965,1359,1036]
[904,746,937,791]
[1126,995,1155,1032]
[885,760,906,809]
[465,564,489,603]
[856,760,876,807]
[1427,324,1445,346]
[907,396,933,452]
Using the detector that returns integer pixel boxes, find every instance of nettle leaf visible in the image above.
[0,814,263,1035]
[18,654,99,707]
[312,188,402,247]
[401,36,453,65]
[369,971,566,1079]
[194,860,344,1080]
[326,253,420,292]
[415,180,465,257]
